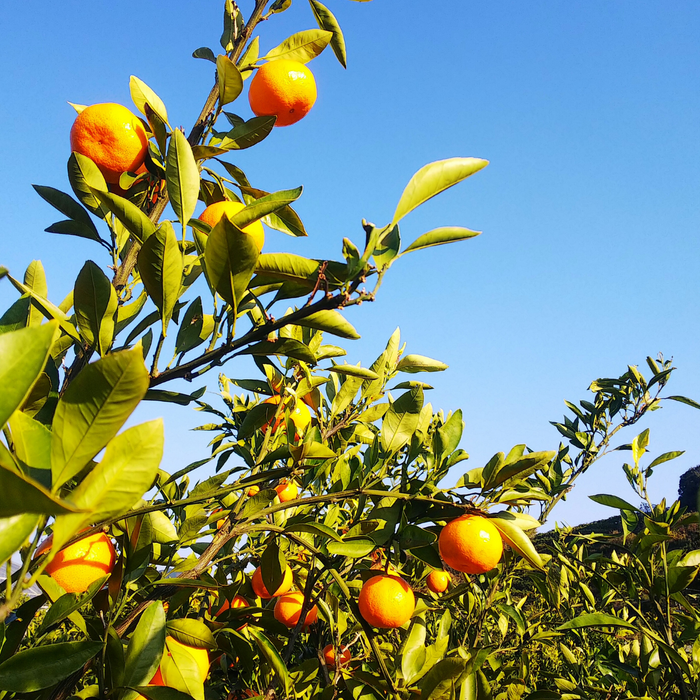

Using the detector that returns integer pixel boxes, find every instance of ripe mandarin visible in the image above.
[70,103,149,184]
[37,531,115,594]
[214,594,249,617]
[322,644,351,669]
[358,574,415,629]
[248,485,260,497]
[251,564,293,599]
[248,59,317,127]
[263,395,312,435]
[426,570,451,593]
[438,514,503,574]
[274,590,318,629]
[275,481,298,503]
[198,200,265,251]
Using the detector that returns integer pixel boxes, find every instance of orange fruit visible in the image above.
[70,103,149,184]
[263,395,312,435]
[248,59,317,127]
[275,481,299,503]
[161,635,210,684]
[213,594,249,617]
[198,200,264,251]
[322,644,351,669]
[438,514,503,574]
[273,591,318,629]
[358,574,415,629]
[426,570,451,593]
[36,531,115,594]
[251,565,293,599]
[248,485,260,497]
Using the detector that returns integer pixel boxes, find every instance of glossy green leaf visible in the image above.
[295,309,360,339]
[175,297,214,355]
[217,54,244,105]
[392,158,489,225]
[161,636,205,700]
[44,219,105,245]
[485,451,555,490]
[0,514,39,566]
[74,260,118,355]
[23,261,48,328]
[0,322,58,430]
[261,540,287,600]
[381,387,424,453]
[192,47,216,63]
[309,0,347,68]
[122,603,166,700]
[589,494,641,512]
[399,525,437,550]
[52,419,163,550]
[67,152,109,218]
[51,346,149,488]
[0,462,79,517]
[166,130,200,228]
[219,116,276,150]
[248,628,290,694]
[403,226,481,255]
[130,75,170,126]
[401,616,427,685]
[0,641,102,692]
[263,29,333,63]
[253,253,319,283]
[237,184,307,237]
[233,187,302,228]
[667,395,700,410]
[647,450,685,469]
[557,613,637,631]
[115,289,148,336]
[37,577,107,635]
[284,521,342,542]
[490,514,544,570]
[32,185,98,234]
[8,410,51,471]
[327,537,375,558]
[330,363,378,380]
[397,354,448,373]
[419,657,467,700]
[138,221,183,335]
[91,189,156,244]
[167,618,217,650]
[204,216,259,311]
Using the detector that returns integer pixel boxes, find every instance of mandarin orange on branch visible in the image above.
[251,564,293,599]
[358,574,415,629]
[438,514,503,574]
[248,59,317,127]
[322,644,351,669]
[426,569,451,593]
[70,103,149,184]
[274,590,318,629]
[198,200,265,252]
[37,531,116,594]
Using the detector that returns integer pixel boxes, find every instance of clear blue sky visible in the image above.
[1,1,698,526]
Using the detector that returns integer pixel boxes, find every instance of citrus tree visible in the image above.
[2,2,700,700]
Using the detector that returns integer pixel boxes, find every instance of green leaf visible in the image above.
[0,514,39,566]
[330,363,378,380]
[91,189,156,244]
[37,577,107,635]
[67,152,109,218]
[51,346,149,489]
[381,387,424,453]
[45,219,105,245]
[175,297,214,355]
[204,216,259,312]
[237,184,308,237]
[401,616,427,686]
[130,75,170,126]
[293,309,359,339]
[284,522,342,542]
[23,260,48,328]
[261,540,287,599]
[240,338,315,365]
[419,657,467,700]
[166,619,217,650]
[74,260,118,355]
[557,613,637,631]
[0,322,58,430]
[403,226,481,254]
[138,221,183,335]
[166,130,200,228]
[309,0,347,68]
[248,628,290,695]
[647,451,684,469]
[8,410,52,471]
[485,451,555,490]
[219,116,276,150]
[0,462,80,517]
[233,187,303,228]
[52,420,164,550]
[122,603,166,700]
[667,395,700,410]
[217,54,244,106]
[262,29,333,63]
[396,354,448,373]
[253,253,319,284]
[327,537,375,558]
[32,185,99,234]
[392,158,489,225]
[399,525,437,550]
[193,47,216,63]
[589,494,641,513]
[161,636,205,700]
[115,289,148,337]
[0,641,102,692]
[490,514,545,570]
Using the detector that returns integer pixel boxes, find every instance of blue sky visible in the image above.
[1,1,698,526]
